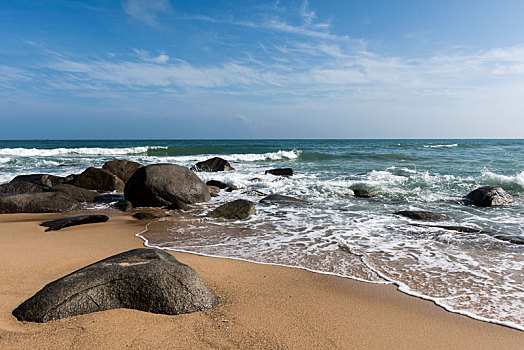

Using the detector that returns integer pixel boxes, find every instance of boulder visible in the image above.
[207,185,221,197]
[464,186,513,207]
[132,212,166,220]
[0,192,78,213]
[394,210,447,221]
[124,164,210,207]
[74,167,125,192]
[10,174,66,187]
[242,189,268,197]
[41,214,109,232]
[12,248,218,322]
[113,200,133,212]
[165,199,190,211]
[0,181,47,194]
[265,168,294,176]
[352,188,373,198]
[206,180,228,189]
[208,199,256,220]
[259,194,311,205]
[50,184,99,202]
[102,160,143,183]
[192,157,234,172]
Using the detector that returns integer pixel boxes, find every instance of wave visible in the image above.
[482,170,524,191]
[423,144,458,148]
[0,146,168,157]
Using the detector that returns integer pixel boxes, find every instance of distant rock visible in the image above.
[124,164,210,207]
[12,248,218,322]
[74,167,125,192]
[0,192,78,213]
[207,185,221,197]
[208,199,256,220]
[464,186,513,207]
[50,184,99,202]
[225,185,241,192]
[265,168,294,176]
[10,174,66,188]
[352,188,373,198]
[192,157,234,172]
[259,194,310,205]
[102,160,143,183]
[0,181,47,194]
[40,214,109,231]
[394,210,447,221]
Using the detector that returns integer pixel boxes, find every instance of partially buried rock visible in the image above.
[0,181,47,194]
[0,192,78,213]
[50,184,99,202]
[265,168,294,176]
[259,194,310,205]
[464,186,513,207]
[10,174,66,188]
[74,167,125,192]
[41,214,109,232]
[208,199,256,220]
[206,180,228,189]
[102,160,143,183]
[352,188,373,198]
[192,157,234,172]
[394,210,447,221]
[207,185,221,197]
[12,248,218,322]
[124,164,210,207]
[133,212,164,220]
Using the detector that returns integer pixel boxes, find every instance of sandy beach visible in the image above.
[0,212,522,349]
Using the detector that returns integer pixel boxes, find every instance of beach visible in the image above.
[0,212,522,349]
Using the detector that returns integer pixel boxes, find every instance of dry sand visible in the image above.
[0,213,522,349]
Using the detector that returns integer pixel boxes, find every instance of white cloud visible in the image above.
[122,0,171,26]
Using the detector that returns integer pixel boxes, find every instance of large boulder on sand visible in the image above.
[74,167,125,192]
[10,174,66,187]
[192,157,234,172]
[102,160,143,183]
[50,184,99,202]
[464,186,513,207]
[0,181,47,194]
[208,199,256,220]
[12,248,218,323]
[124,164,211,207]
[0,192,78,213]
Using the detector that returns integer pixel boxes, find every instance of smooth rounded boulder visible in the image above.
[10,174,66,187]
[50,184,99,202]
[208,199,256,220]
[464,186,513,207]
[0,181,47,194]
[12,248,218,323]
[124,164,211,207]
[265,168,294,176]
[74,167,125,192]
[0,192,78,213]
[102,160,143,183]
[192,157,234,172]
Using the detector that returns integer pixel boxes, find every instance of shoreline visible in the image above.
[0,212,522,349]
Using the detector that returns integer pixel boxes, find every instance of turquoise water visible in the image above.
[1,139,523,329]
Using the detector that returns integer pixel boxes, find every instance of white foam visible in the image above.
[423,144,458,148]
[482,170,524,189]
[0,146,167,157]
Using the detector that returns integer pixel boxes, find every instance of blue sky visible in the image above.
[1,0,524,139]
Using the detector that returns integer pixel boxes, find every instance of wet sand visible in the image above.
[0,213,522,349]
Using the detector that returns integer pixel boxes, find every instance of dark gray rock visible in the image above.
[40,214,109,232]
[192,157,234,172]
[242,189,268,197]
[124,164,210,207]
[93,194,124,203]
[259,194,311,205]
[0,192,78,213]
[408,224,524,245]
[12,248,218,322]
[394,210,447,221]
[102,160,143,183]
[208,199,256,220]
[206,180,228,189]
[265,168,294,176]
[491,234,524,245]
[464,186,513,207]
[132,212,165,220]
[50,184,99,202]
[11,174,66,187]
[352,188,373,198]
[0,181,47,194]
[207,185,220,197]
[225,185,241,192]
[74,167,125,192]
[165,199,190,211]
[113,200,133,212]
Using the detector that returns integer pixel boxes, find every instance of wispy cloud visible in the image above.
[122,0,171,26]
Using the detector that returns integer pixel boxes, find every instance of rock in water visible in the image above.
[464,186,513,207]
[207,185,221,197]
[12,248,218,322]
[10,174,66,187]
[394,210,447,221]
[192,157,234,172]
[113,200,133,212]
[265,168,294,176]
[41,214,109,231]
[50,184,99,202]
[124,164,211,207]
[206,180,228,189]
[352,188,373,198]
[0,192,78,213]
[208,199,256,220]
[259,194,311,205]
[102,160,143,183]
[74,167,125,192]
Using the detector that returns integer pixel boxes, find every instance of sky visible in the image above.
[1,0,524,139]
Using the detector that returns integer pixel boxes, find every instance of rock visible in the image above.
[102,160,143,183]
[132,212,165,220]
[250,178,262,183]
[259,194,311,205]
[50,184,99,202]
[491,234,524,245]
[225,185,241,192]
[64,174,78,184]
[265,168,294,176]
[0,192,78,213]
[0,181,47,194]
[394,210,447,221]
[242,189,268,197]
[40,214,109,232]
[93,194,124,203]
[408,224,524,245]
[165,199,190,211]
[10,174,66,187]
[208,199,256,220]
[352,188,373,198]
[74,167,125,192]
[206,180,228,189]
[12,248,218,322]
[207,185,221,197]
[464,186,513,207]
[113,200,133,212]
[192,157,234,172]
[124,164,210,207]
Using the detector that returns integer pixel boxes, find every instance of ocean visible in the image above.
[0,139,523,330]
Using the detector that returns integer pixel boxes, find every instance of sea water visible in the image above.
[0,139,522,330]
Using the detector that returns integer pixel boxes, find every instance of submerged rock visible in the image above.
[102,160,143,183]
[41,214,109,231]
[409,223,524,245]
[352,188,373,198]
[259,194,310,205]
[208,199,256,220]
[265,168,294,176]
[0,192,78,213]
[394,210,447,221]
[74,167,125,192]
[464,186,513,207]
[12,248,218,322]
[192,157,234,172]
